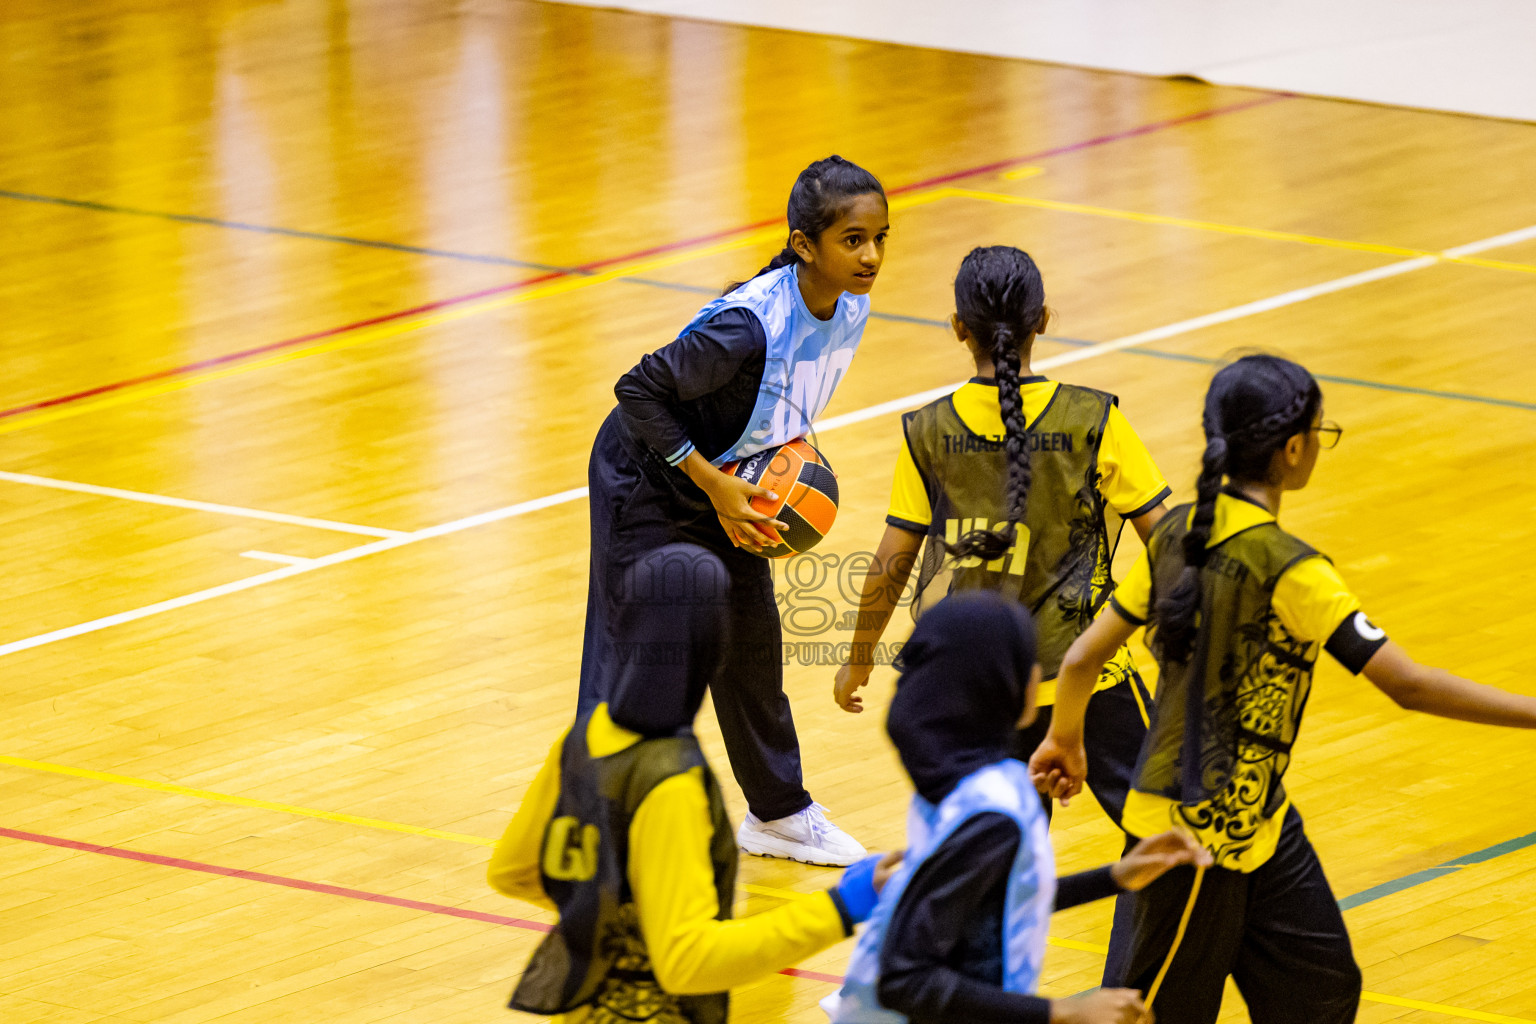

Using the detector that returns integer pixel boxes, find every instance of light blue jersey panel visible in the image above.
[673,264,869,467]
[822,759,1056,1023]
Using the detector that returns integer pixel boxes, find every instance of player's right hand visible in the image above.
[834,662,870,713]
[1027,732,1087,805]
[1050,987,1149,1024]
[706,474,787,553]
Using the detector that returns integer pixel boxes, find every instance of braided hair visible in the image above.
[1154,355,1322,662]
[725,156,885,293]
[945,246,1049,562]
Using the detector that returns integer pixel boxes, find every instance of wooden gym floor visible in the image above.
[3,2,1536,1022]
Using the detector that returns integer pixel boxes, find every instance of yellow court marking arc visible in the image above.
[0,190,947,438]
[941,187,1536,275]
[5,755,1533,1024]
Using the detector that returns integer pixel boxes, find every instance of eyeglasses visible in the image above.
[1311,420,1343,449]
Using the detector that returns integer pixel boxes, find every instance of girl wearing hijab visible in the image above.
[491,543,894,1023]
[825,591,1210,1024]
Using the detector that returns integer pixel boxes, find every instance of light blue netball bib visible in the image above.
[822,759,1056,1023]
[673,264,869,466]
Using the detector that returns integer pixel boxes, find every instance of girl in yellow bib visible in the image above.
[1030,354,1536,1024]
[835,246,1171,832]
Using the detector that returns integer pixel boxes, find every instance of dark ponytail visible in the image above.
[725,155,885,293]
[1153,355,1322,662]
[945,246,1048,562]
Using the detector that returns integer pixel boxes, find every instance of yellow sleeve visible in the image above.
[630,769,848,995]
[1109,547,1154,624]
[1272,556,1361,645]
[1098,405,1172,518]
[885,434,932,531]
[486,730,566,911]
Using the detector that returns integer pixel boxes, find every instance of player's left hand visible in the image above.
[833,662,870,713]
[872,850,903,893]
[1110,829,1213,891]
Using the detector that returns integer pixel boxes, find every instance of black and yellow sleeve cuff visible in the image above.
[1122,485,1173,521]
[1108,594,1147,626]
[885,514,929,535]
[826,888,856,936]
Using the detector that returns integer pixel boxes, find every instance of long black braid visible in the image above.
[1154,355,1322,662]
[945,246,1049,562]
[723,155,885,293]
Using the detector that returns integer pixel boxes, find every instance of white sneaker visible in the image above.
[736,802,867,866]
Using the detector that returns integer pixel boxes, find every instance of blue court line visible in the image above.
[1337,829,1536,910]
[0,188,573,272]
[8,187,1532,415]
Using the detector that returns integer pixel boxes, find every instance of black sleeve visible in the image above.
[877,814,1054,1024]
[1055,865,1122,910]
[1324,610,1389,674]
[612,307,765,464]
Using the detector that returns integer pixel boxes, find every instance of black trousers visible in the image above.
[577,411,812,822]
[1106,805,1361,1024]
[1012,673,1151,983]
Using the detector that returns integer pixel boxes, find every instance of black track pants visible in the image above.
[1108,805,1361,1024]
[577,411,812,822]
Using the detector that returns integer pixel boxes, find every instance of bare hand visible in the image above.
[835,661,871,713]
[705,473,787,553]
[1050,987,1149,1024]
[1111,829,1213,891]
[1027,732,1087,805]
[872,850,903,893]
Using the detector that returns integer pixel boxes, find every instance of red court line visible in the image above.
[0,825,849,984]
[1,91,1288,424]
[0,272,564,423]
[890,91,1292,194]
[0,825,552,931]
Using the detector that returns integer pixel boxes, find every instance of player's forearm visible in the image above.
[1388,664,1536,727]
[649,892,848,994]
[1047,646,1101,741]
[848,536,918,656]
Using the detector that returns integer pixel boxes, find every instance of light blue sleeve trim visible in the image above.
[665,441,696,466]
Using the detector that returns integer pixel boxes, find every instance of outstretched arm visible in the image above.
[835,524,923,712]
[630,770,853,994]
[1364,641,1536,726]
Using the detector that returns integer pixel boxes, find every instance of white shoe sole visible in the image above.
[736,827,864,867]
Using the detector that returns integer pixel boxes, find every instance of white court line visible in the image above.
[0,487,591,659]
[2,225,1530,660]
[0,471,406,538]
[240,551,315,566]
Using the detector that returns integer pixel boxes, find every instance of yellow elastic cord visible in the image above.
[1139,862,1205,1022]
[1138,813,1209,1024]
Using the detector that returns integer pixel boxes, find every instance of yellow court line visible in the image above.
[0,754,499,847]
[939,187,1536,276]
[1002,165,1046,181]
[0,190,947,438]
[1359,993,1536,1024]
[8,754,1535,1024]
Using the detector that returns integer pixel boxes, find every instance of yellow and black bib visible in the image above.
[903,382,1123,678]
[511,714,737,1023]
[1137,504,1322,867]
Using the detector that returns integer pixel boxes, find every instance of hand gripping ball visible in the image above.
[719,439,839,558]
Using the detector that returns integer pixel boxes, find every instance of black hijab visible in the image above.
[886,591,1039,804]
[606,543,731,737]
